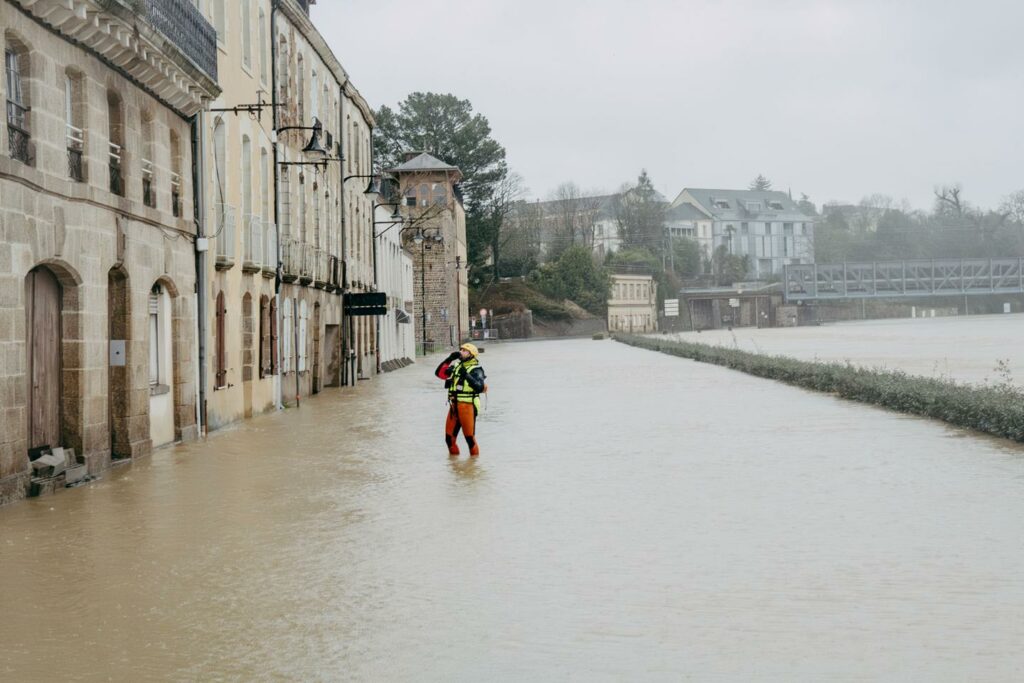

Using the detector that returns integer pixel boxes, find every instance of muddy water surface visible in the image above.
[2,338,1024,680]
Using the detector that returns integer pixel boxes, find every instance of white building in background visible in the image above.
[607,273,658,333]
[669,188,815,279]
[374,202,415,370]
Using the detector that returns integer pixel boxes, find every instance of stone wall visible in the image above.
[0,8,198,505]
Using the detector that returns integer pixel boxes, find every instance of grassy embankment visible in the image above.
[614,333,1024,443]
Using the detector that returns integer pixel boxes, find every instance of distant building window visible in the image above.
[741,222,748,235]
[783,222,793,236]
[431,183,447,206]
[714,200,730,209]
[149,286,161,385]
[6,44,30,164]
[745,202,761,211]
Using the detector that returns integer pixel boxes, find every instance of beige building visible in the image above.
[0,0,219,504]
[608,273,658,333]
[195,0,377,432]
[387,153,469,353]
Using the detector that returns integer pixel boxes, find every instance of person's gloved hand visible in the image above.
[445,351,460,363]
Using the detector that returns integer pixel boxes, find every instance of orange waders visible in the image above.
[445,400,479,456]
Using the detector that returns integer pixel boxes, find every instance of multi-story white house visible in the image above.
[670,188,815,279]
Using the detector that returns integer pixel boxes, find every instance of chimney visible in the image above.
[403,150,425,162]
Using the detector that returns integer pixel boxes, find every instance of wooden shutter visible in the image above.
[215,291,226,388]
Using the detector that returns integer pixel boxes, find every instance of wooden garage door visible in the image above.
[25,268,62,451]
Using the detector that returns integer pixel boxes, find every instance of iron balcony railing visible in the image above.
[66,124,84,181]
[108,142,124,196]
[142,0,219,81]
[263,221,278,276]
[299,243,315,281]
[141,158,156,207]
[243,214,263,272]
[313,248,330,286]
[281,237,301,280]
[215,203,237,268]
[7,100,30,164]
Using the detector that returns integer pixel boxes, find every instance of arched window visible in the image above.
[215,290,227,388]
[404,184,416,207]
[418,183,430,207]
[241,134,252,221]
[431,183,447,206]
[5,32,31,164]
[242,293,253,381]
[310,68,318,123]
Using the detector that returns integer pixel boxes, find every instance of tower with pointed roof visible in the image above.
[386,152,469,351]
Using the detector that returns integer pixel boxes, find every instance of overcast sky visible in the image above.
[314,0,1023,211]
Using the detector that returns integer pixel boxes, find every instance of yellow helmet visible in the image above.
[459,343,479,358]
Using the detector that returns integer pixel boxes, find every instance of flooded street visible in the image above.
[665,313,1024,388]
[3,338,1024,680]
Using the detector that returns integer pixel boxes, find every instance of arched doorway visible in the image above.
[108,267,131,459]
[25,268,62,452]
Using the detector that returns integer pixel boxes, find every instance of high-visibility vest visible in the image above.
[449,359,482,406]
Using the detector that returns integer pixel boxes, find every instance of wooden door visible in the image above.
[25,268,62,450]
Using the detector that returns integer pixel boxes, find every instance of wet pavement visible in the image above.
[2,338,1024,680]
[665,313,1024,388]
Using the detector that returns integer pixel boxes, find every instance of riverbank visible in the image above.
[615,333,1024,443]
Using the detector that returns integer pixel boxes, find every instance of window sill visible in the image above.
[149,383,170,397]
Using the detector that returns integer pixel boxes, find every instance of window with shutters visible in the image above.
[270,298,278,374]
[259,295,271,378]
[282,297,293,373]
[215,290,227,388]
[298,299,308,373]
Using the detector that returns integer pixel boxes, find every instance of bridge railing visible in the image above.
[784,258,1024,302]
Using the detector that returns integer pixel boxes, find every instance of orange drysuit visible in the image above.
[435,352,486,456]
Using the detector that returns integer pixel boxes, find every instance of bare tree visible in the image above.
[1000,189,1024,225]
[934,184,966,218]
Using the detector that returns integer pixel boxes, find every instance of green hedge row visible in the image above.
[614,334,1024,443]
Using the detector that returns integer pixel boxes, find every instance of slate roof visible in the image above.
[678,188,811,222]
[665,202,712,221]
[386,152,462,177]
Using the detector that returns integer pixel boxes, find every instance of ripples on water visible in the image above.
[2,338,1024,680]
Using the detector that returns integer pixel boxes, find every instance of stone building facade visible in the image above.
[388,153,468,354]
[607,273,658,333]
[0,0,219,504]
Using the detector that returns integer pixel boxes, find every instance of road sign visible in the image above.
[729,298,740,308]
[664,299,679,317]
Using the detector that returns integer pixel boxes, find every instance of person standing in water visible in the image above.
[435,343,487,456]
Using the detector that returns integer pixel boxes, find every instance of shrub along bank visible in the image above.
[614,334,1024,443]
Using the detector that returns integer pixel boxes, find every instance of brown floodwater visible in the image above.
[2,338,1024,680]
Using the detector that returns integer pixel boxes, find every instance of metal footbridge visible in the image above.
[784,258,1024,302]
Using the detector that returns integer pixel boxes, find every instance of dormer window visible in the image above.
[714,200,730,209]
[745,201,762,211]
